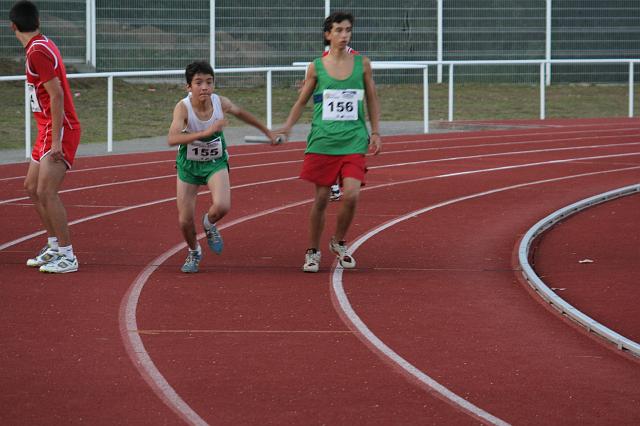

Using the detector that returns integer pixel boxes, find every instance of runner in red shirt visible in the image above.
[10,0,82,273]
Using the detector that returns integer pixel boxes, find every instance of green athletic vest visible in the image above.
[306,55,369,155]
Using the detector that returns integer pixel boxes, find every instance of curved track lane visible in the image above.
[1,119,639,424]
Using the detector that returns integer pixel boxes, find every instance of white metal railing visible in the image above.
[1,59,638,158]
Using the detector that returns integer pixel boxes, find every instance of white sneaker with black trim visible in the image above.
[330,184,342,201]
[329,238,356,269]
[26,245,59,267]
[303,249,321,273]
[39,254,79,274]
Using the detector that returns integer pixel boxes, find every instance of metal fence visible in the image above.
[1,1,640,84]
[1,59,638,157]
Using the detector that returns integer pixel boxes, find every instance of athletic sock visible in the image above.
[48,237,59,250]
[203,213,213,230]
[190,243,202,255]
[59,245,74,259]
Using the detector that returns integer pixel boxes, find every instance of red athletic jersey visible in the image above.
[322,46,358,57]
[25,34,80,130]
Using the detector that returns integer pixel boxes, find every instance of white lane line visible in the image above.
[2,152,640,251]
[3,141,639,205]
[120,162,639,425]
[0,159,301,205]
[2,126,640,182]
[0,147,305,182]
[135,329,353,334]
[119,198,312,426]
[370,143,640,170]
[0,176,298,251]
[378,134,640,158]
[331,165,640,426]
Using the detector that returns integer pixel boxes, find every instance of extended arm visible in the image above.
[278,63,316,137]
[219,96,277,143]
[363,57,382,155]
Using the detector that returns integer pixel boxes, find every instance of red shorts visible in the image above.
[32,125,81,168]
[300,153,367,187]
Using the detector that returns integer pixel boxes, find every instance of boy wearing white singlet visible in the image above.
[168,61,277,273]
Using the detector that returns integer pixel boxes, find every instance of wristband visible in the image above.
[371,132,380,136]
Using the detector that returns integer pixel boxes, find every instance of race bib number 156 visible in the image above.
[322,89,358,121]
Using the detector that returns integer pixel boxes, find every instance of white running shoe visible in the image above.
[329,238,356,269]
[330,184,342,201]
[39,254,79,274]
[26,245,59,267]
[303,249,321,273]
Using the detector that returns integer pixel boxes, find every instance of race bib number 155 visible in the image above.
[187,137,224,162]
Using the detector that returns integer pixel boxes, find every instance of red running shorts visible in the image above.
[300,153,367,187]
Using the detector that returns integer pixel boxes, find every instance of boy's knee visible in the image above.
[35,186,56,204]
[178,215,194,230]
[314,196,329,211]
[24,181,38,199]
[214,202,231,217]
[341,189,359,206]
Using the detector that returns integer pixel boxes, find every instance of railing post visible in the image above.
[448,63,454,121]
[210,0,216,69]
[266,70,272,129]
[107,75,113,152]
[423,66,429,133]
[437,0,443,83]
[540,62,546,120]
[545,0,552,86]
[629,62,634,118]
[24,81,31,158]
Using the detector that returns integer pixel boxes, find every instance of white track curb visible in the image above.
[518,183,640,356]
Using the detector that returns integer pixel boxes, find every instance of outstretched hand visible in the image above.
[369,133,382,155]
[49,142,65,162]
[264,130,285,146]
[207,118,229,135]
[273,126,291,143]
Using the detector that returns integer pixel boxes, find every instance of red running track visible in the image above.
[1,118,639,425]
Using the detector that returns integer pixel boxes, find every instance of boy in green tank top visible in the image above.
[279,11,382,273]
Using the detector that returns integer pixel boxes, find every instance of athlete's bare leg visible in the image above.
[205,169,231,224]
[334,177,361,241]
[34,156,71,246]
[176,178,200,250]
[309,185,330,249]
[24,161,55,239]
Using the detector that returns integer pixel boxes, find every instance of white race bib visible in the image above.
[322,89,359,121]
[27,83,42,113]
[186,137,224,162]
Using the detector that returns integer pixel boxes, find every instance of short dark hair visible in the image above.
[185,61,215,85]
[9,0,39,32]
[323,11,354,46]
